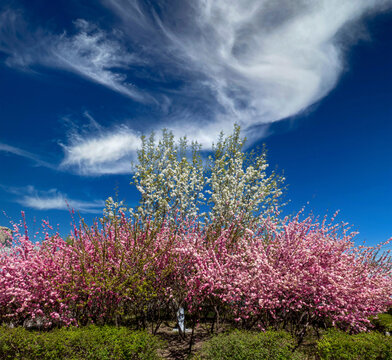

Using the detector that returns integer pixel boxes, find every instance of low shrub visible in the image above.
[373,313,392,333]
[196,329,305,360]
[317,329,392,360]
[0,325,162,360]
[2,211,391,336]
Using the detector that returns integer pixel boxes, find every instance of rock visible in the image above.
[5,322,16,329]
[0,226,12,246]
[23,316,46,330]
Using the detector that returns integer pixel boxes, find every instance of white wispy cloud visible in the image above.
[63,0,392,175]
[127,0,392,136]
[0,142,54,168]
[1,1,392,175]
[0,142,40,161]
[60,124,141,175]
[6,185,104,213]
[47,19,150,102]
[0,12,148,102]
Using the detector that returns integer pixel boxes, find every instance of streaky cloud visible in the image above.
[63,0,392,175]
[60,124,141,176]
[1,1,392,175]
[0,142,54,169]
[48,19,150,102]
[0,12,149,102]
[6,185,104,213]
[103,0,392,140]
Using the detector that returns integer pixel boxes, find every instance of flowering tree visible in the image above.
[206,126,283,226]
[131,125,284,226]
[132,130,205,221]
[1,126,391,343]
[179,212,392,341]
[0,214,186,330]
[1,211,390,341]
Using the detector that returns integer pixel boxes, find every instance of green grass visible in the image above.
[0,325,162,360]
[316,329,392,360]
[194,329,306,360]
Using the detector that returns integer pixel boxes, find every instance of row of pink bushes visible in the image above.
[0,211,391,337]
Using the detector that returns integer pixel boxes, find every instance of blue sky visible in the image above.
[0,0,391,245]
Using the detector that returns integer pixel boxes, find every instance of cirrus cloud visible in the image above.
[1,0,392,175]
[60,125,141,175]
[5,185,104,213]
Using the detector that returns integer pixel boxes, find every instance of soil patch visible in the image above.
[156,323,213,359]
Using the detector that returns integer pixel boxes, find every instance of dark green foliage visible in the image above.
[373,313,392,333]
[317,329,392,360]
[0,325,162,360]
[197,329,305,360]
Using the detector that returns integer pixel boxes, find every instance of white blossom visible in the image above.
[108,125,284,226]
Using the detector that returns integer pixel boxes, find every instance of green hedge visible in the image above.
[0,325,161,360]
[317,329,392,360]
[196,330,305,360]
[373,313,392,333]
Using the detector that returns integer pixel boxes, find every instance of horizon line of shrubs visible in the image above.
[1,210,391,339]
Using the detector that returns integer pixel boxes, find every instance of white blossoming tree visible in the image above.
[101,125,285,332]
[207,125,284,226]
[129,125,284,226]
[132,129,205,222]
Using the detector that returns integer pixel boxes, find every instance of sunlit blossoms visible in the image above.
[0,211,391,339]
[131,125,284,225]
[0,127,391,341]
[180,213,392,336]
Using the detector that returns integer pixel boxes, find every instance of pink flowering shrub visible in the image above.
[0,219,73,327]
[0,211,391,339]
[180,214,392,339]
[0,214,185,329]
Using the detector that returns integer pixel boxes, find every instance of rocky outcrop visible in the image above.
[0,226,12,246]
[23,316,46,330]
